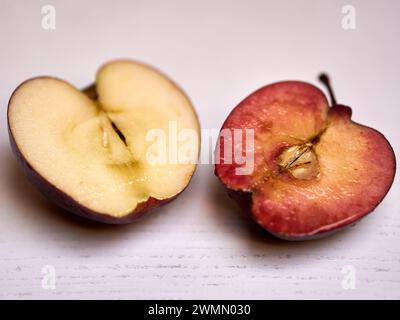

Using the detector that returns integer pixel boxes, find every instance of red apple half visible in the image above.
[215,74,396,240]
[8,60,200,224]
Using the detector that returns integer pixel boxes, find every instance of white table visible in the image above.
[0,0,399,299]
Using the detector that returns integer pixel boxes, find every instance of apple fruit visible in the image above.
[8,60,200,224]
[215,74,396,240]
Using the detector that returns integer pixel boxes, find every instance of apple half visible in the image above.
[215,74,396,240]
[8,60,200,223]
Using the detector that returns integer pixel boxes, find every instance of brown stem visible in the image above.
[318,73,337,106]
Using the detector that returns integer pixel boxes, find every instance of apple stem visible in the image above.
[318,73,337,106]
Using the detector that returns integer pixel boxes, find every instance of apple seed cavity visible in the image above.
[278,143,319,180]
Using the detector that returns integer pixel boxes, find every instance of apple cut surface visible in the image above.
[215,81,396,239]
[8,61,200,222]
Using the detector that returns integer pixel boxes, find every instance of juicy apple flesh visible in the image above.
[216,75,396,240]
[8,61,200,222]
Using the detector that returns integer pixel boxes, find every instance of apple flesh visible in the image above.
[215,75,396,240]
[8,60,200,223]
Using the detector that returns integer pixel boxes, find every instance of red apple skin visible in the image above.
[226,187,377,241]
[215,82,396,240]
[7,71,199,224]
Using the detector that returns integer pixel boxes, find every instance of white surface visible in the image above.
[0,0,399,299]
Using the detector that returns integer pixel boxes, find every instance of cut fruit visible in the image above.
[215,75,396,240]
[8,60,200,223]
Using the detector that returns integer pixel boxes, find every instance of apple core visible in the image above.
[278,143,319,180]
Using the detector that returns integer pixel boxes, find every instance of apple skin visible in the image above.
[225,187,381,241]
[215,82,396,241]
[7,69,200,224]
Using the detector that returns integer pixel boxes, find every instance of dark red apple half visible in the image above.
[7,60,200,224]
[215,74,396,240]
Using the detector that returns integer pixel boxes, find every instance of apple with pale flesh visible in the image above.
[215,74,396,240]
[8,60,200,224]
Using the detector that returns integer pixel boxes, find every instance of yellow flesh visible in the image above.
[9,61,200,217]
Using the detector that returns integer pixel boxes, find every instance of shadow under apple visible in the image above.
[207,168,366,262]
[0,144,178,244]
